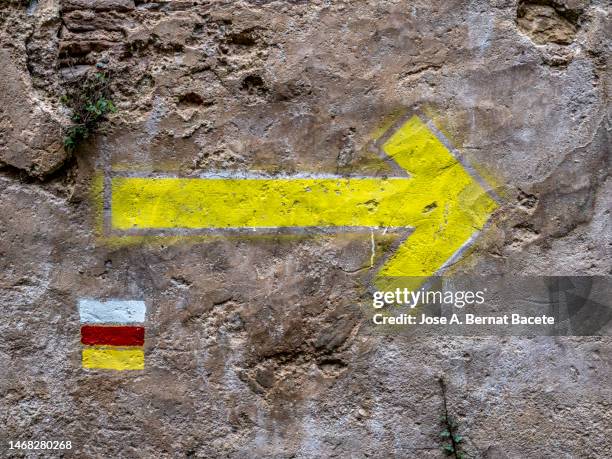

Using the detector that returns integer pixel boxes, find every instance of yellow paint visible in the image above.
[377,116,498,277]
[113,176,425,230]
[109,116,498,279]
[82,347,144,370]
[421,107,508,200]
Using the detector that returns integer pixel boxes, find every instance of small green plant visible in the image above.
[439,377,468,459]
[61,69,116,152]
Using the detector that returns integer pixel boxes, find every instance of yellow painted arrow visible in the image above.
[110,116,498,280]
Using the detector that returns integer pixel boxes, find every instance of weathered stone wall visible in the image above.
[0,0,609,457]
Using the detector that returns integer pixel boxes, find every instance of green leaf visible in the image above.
[440,430,451,438]
[453,435,463,443]
[442,444,454,455]
[457,453,465,459]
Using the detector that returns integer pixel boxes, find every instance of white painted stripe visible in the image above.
[110,170,394,180]
[78,299,146,324]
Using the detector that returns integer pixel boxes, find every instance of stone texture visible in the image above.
[517,1,579,45]
[0,0,610,458]
[61,0,135,12]
[0,49,67,177]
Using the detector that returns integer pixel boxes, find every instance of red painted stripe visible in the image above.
[81,325,145,346]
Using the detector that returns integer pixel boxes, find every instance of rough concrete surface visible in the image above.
[0,0,610,457]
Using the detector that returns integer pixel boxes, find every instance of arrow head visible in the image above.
[374,115,499,285]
